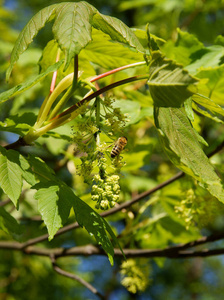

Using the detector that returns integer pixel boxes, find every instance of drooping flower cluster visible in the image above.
[120,259,151,294]
[72,96,128,209]
[102,97,129,136]
[91,173,120,210]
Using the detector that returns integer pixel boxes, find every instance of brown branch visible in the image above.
[0,199,11,207]
[1,236,224,259]
[50,254,105,300]
[4,136,29,150]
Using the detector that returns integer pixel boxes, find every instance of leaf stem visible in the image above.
[52,74,148,121]
[90,61,146,82]
[50,48,61,93]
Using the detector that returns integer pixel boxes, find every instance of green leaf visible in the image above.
[34,182,72,240]
[0,148,23,208]
[7,2,144,76]
[1,61,64,103]
[154,106,224,203]
[0,207,23,236]
[192,93,224,118]
[92,12,145,54]
[53,2,97,71]
[162,29,204,67]
[148,51,198,107]
[26,155,56,183]
[6,3,59,80]
[0,113,36,135]
[186,45,224,75]
[192,102,223,124]
[19,155,37,186]
[112,99,141,125]
[80,29,144,69]
[194,66,224,106]
[72,190,123,265]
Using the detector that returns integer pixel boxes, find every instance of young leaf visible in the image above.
[26,155,57,183]
[194,66,224,106]
[0,147,23,208]
[148,51,198,107]
[34,182,72,241]
[71,190,122,265]
[154,106,224,203]
[92,12,145,54]
[192,93,224,118]
[6,4,59,80]
[80,29,144,69]
[162,29,204,67]
[1,61,64,103]
[0,207,23,236]
[57,184,124,265]
[186,45,224,75]
[52,2,97,71]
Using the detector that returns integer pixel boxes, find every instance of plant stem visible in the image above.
[52,74,148,121]
[35,73,74,128]
[50,48,61,93]
[47,56,79,120]
[90,61,146,83]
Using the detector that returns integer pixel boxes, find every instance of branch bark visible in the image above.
[1,231,224,259]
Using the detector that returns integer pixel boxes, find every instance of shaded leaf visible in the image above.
[71,189,124,265]
[34,182,72,240]
[26,155,56,183]
[154,106,224,203]
[0,207,23,236]
[0,147,23,208]
[148,51,198,107]
[0,113,36,135]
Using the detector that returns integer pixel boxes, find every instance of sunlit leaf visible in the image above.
[162,29,204,67]
[194,66,224,105]
[1,61,64,103]
[148,51,198,107]
[52,2,97,71]
[80,29,144,69]
[154,106,224,203]
[92,12,145,54]
[6,4,59,80]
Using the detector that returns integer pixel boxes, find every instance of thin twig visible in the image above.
[50,254,105,300]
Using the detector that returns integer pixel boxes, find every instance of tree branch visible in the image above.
[1,231,224,259]
[50,254,105,300]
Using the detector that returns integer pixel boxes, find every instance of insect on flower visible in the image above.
[111,137,127,158]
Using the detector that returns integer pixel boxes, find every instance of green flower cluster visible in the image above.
[175,188,224,229]
[120,259,151,294]
[72,96,128,209]
[91,173,120,210]
[102,97,129,136]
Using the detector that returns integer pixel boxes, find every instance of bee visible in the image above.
[111,137,127,158]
